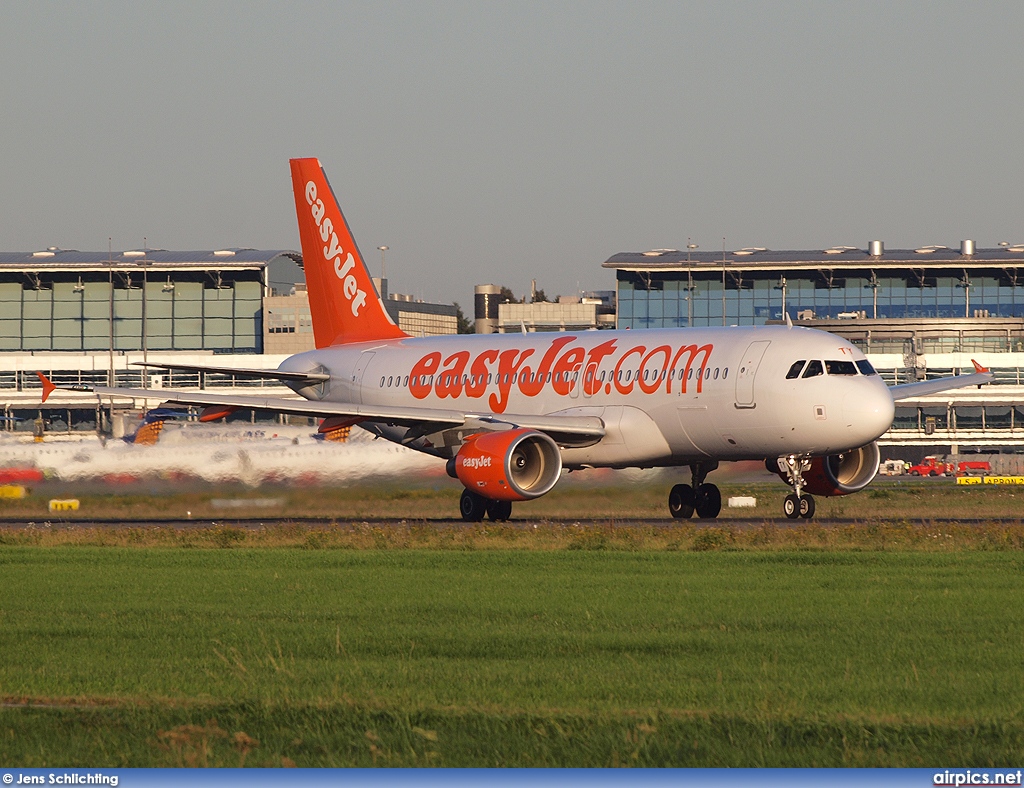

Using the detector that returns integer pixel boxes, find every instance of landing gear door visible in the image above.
[735,340,770,409]
[351,351,375,404]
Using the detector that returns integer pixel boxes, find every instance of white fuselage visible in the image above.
[279,325,895,468]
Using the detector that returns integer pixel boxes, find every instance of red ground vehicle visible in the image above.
[908,455,991,477]
[908,456,954,476]
[955,459,992,477]
[0,467,45,484]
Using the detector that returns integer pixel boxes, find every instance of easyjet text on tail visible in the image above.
[289,158,407,346]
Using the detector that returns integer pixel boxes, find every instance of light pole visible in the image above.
[685,242,698,326]
[107,238,114,387]
[139,258,151,373]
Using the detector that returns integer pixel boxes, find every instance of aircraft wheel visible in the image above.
[694,483,722,519]
[668,483,695,518]
[798,494,815,519]
[486,499,513,521]
[783,493,800,519]
[460,489,487,522]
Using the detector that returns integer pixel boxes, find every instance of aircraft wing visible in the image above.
[888,361,993,401]
[37,376,606,444]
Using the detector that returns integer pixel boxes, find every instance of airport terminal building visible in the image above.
[605,241,1024,459]
[0,248,455,435]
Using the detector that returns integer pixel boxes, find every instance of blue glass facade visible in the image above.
[616,269,1024,329]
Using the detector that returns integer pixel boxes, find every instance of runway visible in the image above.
[2,515,1022,529]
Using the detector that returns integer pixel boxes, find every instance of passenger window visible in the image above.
[802,360,824,378]
[825,360,857,375]
[723,368,729,379]
[856,359,877,376]
[713,368,719,380]
[786,360,806,379]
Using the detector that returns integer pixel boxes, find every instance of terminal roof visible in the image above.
[0,249,301,270]
[605,247,1024,269]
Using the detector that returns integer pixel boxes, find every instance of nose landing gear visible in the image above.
[777,455,816,519]
[669,461,721,519]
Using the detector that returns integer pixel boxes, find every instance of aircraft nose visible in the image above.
[842,380,895,443]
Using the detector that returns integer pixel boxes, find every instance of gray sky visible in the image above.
[3,1,1023,306]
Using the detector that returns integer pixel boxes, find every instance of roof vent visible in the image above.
[214,249,237,257]
[122,250,146,257]
[641,249,679,257]
[1006,245,1024,253]
[961,239,975,256]
[868,240,884,257]
[31,250,55,258]
[914,245,948,254]
[824,246,858,255]
[733,247,767,256]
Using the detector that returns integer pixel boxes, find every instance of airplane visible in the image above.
[37,157,993,520]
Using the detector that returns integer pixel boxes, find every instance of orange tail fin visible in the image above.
[289,158,408,347]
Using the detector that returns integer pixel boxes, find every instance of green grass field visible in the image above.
[3,542,1024,766]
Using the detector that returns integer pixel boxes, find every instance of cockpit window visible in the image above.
[785,360,806,379]
[802,360,824,378]
[856,359,877,376]
[825,360,857,375]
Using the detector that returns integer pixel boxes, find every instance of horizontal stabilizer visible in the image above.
[131,361,329,385]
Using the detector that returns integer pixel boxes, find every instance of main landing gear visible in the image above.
[460,489,513,522]
[668,461,722,519]
[777,455,815,520]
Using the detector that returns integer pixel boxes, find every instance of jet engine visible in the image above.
[451,428,562,501]
[770,441,881,497]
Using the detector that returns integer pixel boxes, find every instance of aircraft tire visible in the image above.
[783,493,800,519]
[798,494,815,519]
[486,499,513,521]
[668,483,695,518]
[460,489,487,522]
[694,483,722,519]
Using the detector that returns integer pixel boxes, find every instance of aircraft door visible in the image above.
[568,362,584,399]
[581,361,599,399]
[734,340,770,409]
[351,351,375,404]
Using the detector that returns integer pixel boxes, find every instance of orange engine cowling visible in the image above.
[453,428,562,501]
[772,441,881,497]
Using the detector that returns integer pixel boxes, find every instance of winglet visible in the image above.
[36,372,56,403]
[971,359,989,374]
[784,312,793,328]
